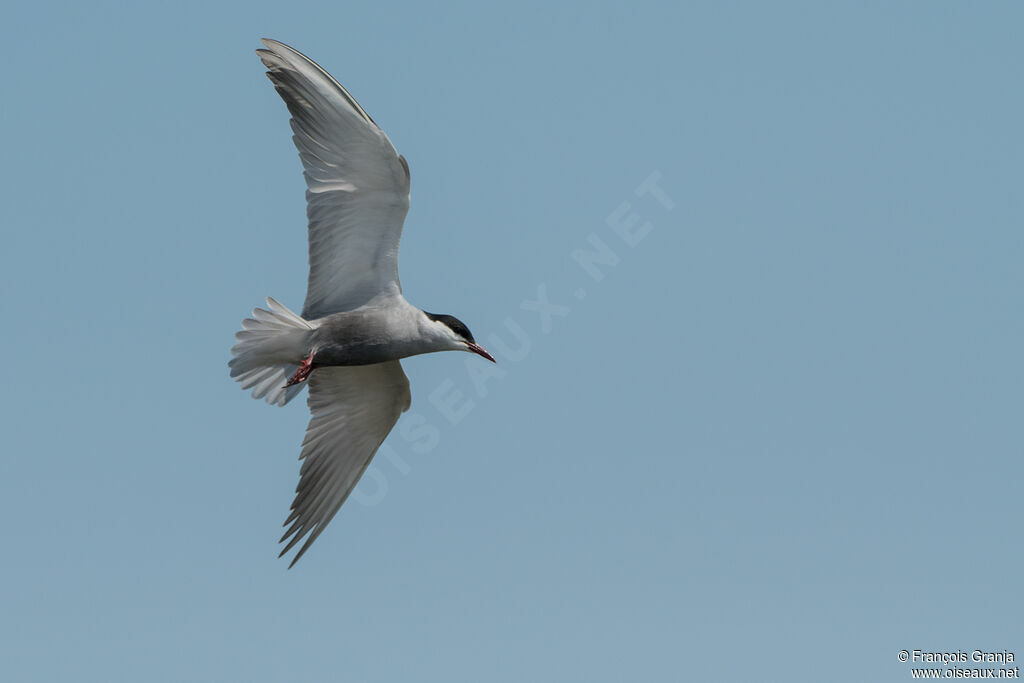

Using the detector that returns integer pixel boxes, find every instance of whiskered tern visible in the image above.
[230,39,495,567]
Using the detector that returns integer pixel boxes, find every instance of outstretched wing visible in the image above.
[256,39,411,318]
[279,362,411,567]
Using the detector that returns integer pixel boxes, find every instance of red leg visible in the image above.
[285,350,316,387]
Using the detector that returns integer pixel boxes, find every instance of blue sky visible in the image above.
[2,1,1022,681]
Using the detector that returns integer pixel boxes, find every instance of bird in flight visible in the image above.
[230,39,495,567]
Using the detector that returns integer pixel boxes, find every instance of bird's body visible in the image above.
[309,302,426,366]
[230,39,494,567]
[256,298,455,368]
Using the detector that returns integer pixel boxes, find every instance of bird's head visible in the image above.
[422,312,496,362]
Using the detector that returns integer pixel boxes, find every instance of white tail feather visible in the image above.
[230,297,313,406]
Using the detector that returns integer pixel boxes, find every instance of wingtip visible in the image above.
[277,541,307,569]
[259,38,298,58]
[287,541,313,568]
[256,38,285,63]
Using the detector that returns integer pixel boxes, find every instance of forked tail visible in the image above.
[229,297,312,406]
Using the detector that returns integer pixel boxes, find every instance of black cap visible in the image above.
[424,312,476,343]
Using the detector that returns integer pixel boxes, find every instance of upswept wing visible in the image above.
[257,39,411,318]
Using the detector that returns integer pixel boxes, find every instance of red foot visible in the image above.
[285,350,316,387]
